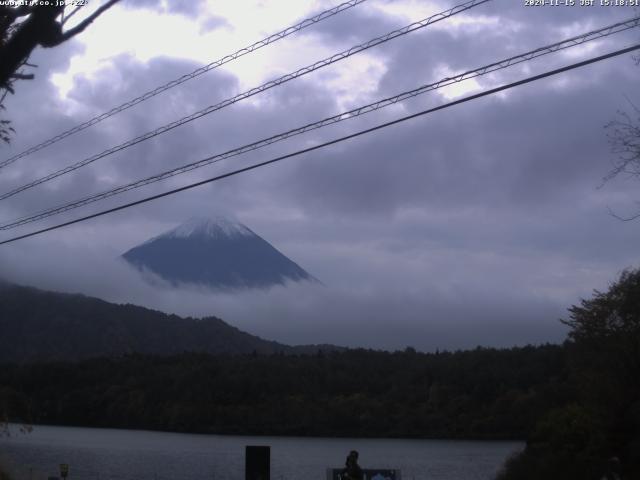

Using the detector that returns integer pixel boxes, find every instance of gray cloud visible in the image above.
[123,0,207,18]
[0,0,639,351]
[0,236,569,352]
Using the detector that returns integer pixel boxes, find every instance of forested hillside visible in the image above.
[498,269,640,480]
[0,345,569,439]
[0,283,331,361]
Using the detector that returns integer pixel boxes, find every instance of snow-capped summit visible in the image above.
[122,216,317,290]
[161,216,253,240]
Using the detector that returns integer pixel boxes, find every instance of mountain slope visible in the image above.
[122,217,317,290]
[0,283,332,363]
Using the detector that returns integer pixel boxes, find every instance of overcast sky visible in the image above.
[1,0,639,351]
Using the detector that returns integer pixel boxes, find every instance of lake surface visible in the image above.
[0,425,522,480]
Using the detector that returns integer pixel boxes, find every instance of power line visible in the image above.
[0,0,370,170]
[1,43,638,246]
[0,0,492,202]
[1,15,637,231]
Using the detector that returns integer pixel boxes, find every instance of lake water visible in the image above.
[0,425,522,480]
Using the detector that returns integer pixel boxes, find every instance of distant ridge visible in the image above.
[0,283,339,363]
[122,216,318,290]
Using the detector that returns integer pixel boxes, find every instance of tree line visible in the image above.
[2,268,639,479]
[0,344,568,440]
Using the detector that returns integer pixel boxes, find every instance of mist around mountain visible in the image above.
[0,282,336,363]
[122,216,318,290]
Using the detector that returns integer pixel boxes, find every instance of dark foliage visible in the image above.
[0,2,119,142]
[0,283,336,362]
[0,463,11,480]
[0,345,569,440]
[498,268,640,480]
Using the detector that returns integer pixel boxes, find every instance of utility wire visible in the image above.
[1,43,638,246]
[1,15,638,231]
[0,0,492,202]
[0,0,370,170]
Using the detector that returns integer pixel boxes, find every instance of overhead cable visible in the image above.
[1,43,638,246]
[0,0,370,170]
[0,0,492,201]
[2,15,638,231]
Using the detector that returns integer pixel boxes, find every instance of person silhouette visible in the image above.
[342,450,363,480]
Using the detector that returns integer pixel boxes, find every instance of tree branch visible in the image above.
[55,0,121,45]
[0,5,35,22]
[60,5,83,26]
[10,72,34,80]
[607,205,640,222]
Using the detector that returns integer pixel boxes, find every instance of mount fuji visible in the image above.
[122,216,318,290]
